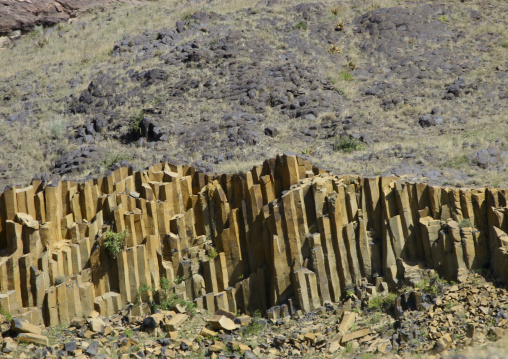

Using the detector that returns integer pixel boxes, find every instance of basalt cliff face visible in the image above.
[0,154,507,328]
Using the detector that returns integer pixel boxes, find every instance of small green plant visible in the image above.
[459,218,472,228]
[242,310,263,337]
[339,70,354,82]
[415,272,445,295]
[368,293,398,311]
[370,312,381,324]
[181,11,194,23]
[137,278,196,316]
[154,95,165,105]
[124,328,133,338]
[208,247,218,259]
[346,60,356,70]
[174,276,185,285]
[473,268,486,276]
[103,230,128,259]
[442,154,469,170]
[136,283,152,305]
[438,15,449,23]
[333,137,365,153]
[301,148,313,155]
[0,306,11,322]
[501,41,508,48]
[328,44,342,54]
[102,153,132,169]
[346,290,354,297]
[209,36,221,47]
[31,25,44,39]
[131,110,144,136]
[292,21,308,31]
[343,342,353,353]
[49,116,67,139]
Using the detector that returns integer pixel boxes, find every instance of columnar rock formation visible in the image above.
[0,154,507,327]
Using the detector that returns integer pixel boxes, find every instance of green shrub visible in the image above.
[333,137,365,153]
[102,152,133,170]
[292,21,307,30]
[339,70,354,82]
[1,306,11,322]
[415,272,445,295]
[209,36,221,47]
[49,116,67,139]
[368,293,398,311]
[458,218,472,228]
[242,310,263,337]
[103,230,128,258]
[346,60,356,70]
[208,247,218,259]
[130,110,144,136]
[137,277,196,316]
[438,15,449,23]
[181,11,195,25]
[124,328,133,337]
[370,312,381,324]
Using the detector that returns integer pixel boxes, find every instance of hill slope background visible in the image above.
[0,0,507,189]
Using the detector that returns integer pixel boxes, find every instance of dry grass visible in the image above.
[0,0,507,188]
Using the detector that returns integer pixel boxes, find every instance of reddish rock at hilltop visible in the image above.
[0,0,119,35]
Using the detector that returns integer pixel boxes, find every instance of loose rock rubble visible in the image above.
[1,271,507,358]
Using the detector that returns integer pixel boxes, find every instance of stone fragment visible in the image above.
[208,315,239,331]
[200,327,218,338]
[166,313,188,331]
[11,318,42,335]
[341,328,370,343]
[337,311,356,335]
[16,333,49,346]
[2,338,18,353]
[88,317,106,333]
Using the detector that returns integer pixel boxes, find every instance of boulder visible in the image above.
[208,315,239,331]
[16,333,49,346]
[11,318,42,335]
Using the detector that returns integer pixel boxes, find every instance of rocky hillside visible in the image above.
[2,271,508,358]
[0,0,507,190]
[0,1,507,358]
